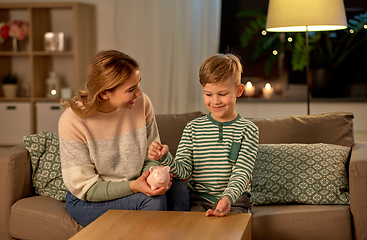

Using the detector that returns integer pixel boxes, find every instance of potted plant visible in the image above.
[1,73,18,98]
[307,12,367,97]
[237,10,367,96]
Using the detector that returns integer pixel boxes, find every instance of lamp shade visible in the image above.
[266,0,348,32]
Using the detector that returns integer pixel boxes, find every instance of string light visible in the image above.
[272,50,278,55]
[349,29,354,34]
[262,30,267,35]
[287,37,293,42]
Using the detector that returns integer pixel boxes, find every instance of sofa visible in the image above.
[0,111,366,240]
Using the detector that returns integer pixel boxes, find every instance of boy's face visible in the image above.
[202,78,244,122]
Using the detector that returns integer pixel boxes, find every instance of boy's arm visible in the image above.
[158,124,194,179]
[221,124,259,204]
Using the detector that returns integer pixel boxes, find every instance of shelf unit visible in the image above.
[0,2,96,146]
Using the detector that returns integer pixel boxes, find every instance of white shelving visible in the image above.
[0,2,96,146]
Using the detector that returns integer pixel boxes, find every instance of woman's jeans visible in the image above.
[65,178,189,227]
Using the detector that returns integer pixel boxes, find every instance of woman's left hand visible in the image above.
[130,171,172,196]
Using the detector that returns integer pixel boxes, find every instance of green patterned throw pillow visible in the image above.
[251,143,350,205]
[24,132,67,201]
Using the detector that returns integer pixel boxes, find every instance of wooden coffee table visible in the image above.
[70,210,252,240]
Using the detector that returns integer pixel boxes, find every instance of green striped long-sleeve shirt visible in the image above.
[159,113,259,204]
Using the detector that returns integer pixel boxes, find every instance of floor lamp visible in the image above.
[265,0,348,115]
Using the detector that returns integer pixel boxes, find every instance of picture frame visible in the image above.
[44,32,64,51]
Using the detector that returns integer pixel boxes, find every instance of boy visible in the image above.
[149,53,258,217]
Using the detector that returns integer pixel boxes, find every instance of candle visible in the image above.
[262,83,274,99]
[244,81,255,97]
[46,71,60,98]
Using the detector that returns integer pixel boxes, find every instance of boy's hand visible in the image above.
[206,197,231,217]
[130,170,172,196]
[148,141,169,160]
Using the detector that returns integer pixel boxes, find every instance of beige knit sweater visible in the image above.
[58,93,160,201]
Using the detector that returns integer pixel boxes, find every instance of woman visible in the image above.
[59,50,189,227]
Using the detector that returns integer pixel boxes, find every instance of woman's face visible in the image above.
[99,70,142,112]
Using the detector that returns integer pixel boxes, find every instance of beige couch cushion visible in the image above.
[10,196,83,240]
[252,205,352,240]
[156,111,205,156]
[251,112,354,147]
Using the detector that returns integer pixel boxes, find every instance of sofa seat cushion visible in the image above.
[252,205,352,240]
[9,196,83,240]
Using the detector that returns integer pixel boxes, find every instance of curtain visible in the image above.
[113,0,221,114]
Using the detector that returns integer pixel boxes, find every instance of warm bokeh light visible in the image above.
[265,83,271,90]
[246,81,253,88]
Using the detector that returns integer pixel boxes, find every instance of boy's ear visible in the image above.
[99,91,109,100]
[237,84,245,97]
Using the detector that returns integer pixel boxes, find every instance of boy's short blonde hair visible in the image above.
[199,53,242,86]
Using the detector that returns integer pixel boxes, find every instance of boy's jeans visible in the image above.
[65,178,189,227]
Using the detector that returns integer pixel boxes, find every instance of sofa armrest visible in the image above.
[0,145,33,239]
[349,141,367,240]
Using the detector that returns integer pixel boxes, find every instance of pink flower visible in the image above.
[18,22,29,40]
[8,22,20,38]
[0,20,29,42]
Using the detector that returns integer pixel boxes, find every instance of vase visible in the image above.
[2,84,18,98]
[12,37,18,52]
[310,68,348,98]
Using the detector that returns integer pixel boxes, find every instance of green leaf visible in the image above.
[264,55,278,76]
[240,28,254,48]
[256,17,266,28]
[235,9,265,18]
[291,34,308,71]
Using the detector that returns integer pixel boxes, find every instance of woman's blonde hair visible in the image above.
[62,50,139,117]
[199,53,242,86]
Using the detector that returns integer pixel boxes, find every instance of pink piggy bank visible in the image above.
[147,166,170,190]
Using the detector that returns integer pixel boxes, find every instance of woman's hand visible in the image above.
[130,170,172,196]
[206,197,231,217]
[148,141,169,160]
